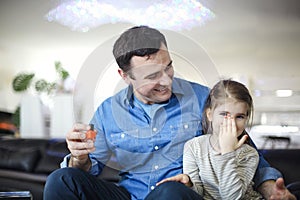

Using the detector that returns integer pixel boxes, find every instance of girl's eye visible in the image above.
[219,112,227,116]
[236,115,245,119]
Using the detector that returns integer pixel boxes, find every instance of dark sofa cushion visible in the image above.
[34,151,63,174]
[0,147,41,172]
[0,139,49,150]
[35,139,69,174]
[260,149,300,185]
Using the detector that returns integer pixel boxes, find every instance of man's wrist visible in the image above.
[69,155,91,171]
[257,180,275,199]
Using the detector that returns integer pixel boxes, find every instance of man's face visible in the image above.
[121,44,174,104]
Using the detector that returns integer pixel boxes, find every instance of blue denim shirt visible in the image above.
[61,77,281,200]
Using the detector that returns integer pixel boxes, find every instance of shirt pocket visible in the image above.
[108,129,152,153]
[170,120,202,142]
[107,129,154,172]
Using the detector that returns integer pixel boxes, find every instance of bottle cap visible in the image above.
[89,124,94,130]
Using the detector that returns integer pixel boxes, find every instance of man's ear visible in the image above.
[118,69,130,84]
[206,108,213,122]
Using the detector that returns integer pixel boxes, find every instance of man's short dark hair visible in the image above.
[113,25,168,72]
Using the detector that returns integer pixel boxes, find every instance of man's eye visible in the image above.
[147,74,158,80]
[165,65,173,72]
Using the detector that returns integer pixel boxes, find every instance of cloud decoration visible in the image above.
[46,0,215,32]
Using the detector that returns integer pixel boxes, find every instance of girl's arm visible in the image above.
[215,144,259,199]
[183,139,204,196]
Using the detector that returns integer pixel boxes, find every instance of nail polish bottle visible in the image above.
[86,124,96,139]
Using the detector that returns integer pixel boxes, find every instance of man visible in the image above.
[44,26,295,200]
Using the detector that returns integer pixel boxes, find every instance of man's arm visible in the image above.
[258,178,296,200]
[247,134,296,199]
[247,134,282,187]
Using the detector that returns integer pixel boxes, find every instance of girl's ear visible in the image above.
[118,69,130,84]
[206,108,213,122]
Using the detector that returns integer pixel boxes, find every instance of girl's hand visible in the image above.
[219,116,247,154]
[156,174,193,187]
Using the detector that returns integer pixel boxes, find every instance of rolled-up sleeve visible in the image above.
[249,137,283,188]
[254,166,282,188]
[60,154,103,176]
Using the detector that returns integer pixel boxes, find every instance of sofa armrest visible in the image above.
[0,169,47,183]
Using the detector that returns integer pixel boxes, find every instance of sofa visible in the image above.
[0,138,121,200]
[0,138,69,200]
[0,138,299,200]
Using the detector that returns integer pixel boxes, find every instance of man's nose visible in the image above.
[159,71,172,85]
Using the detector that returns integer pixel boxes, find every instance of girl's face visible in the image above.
[206,99,249,137]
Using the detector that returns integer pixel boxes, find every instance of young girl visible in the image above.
[157,79,263,199]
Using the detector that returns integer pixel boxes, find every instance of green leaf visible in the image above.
[35,79,48,92]
[47,83,57,94]
[35,79,57,94]
[55,61,69,80]
[12,73,35,92]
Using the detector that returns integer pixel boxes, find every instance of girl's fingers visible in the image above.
[227,116,231,133]
[230,117,237,136]
[237,134,248,147]
[223,116,227,134]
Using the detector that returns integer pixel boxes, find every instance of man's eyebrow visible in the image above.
[167,60,173,67]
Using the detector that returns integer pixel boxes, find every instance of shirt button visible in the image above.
[154,165,159,170]
[154,145,159,150]
[121,133,125,138]
[184,124,189,129]
[151,186,155,190]
[153,127,157,132]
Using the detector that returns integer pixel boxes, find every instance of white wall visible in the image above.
[1,0,300,137]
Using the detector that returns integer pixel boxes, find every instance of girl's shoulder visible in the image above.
[185,134,210,149]
[236,144,259,159]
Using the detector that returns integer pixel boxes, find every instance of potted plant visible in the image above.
[11,61,71,130]
[12,61,69,94]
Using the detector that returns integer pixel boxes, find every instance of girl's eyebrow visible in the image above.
[219,111,229,114]
[219,111,247,116]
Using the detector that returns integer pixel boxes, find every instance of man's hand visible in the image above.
[156,174,193,187]
[258,178,296,200]
[66,123,96,171]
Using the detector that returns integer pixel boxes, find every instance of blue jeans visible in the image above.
[44,168,202,200]
[44,168,130,200]
[145,181,202,200]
